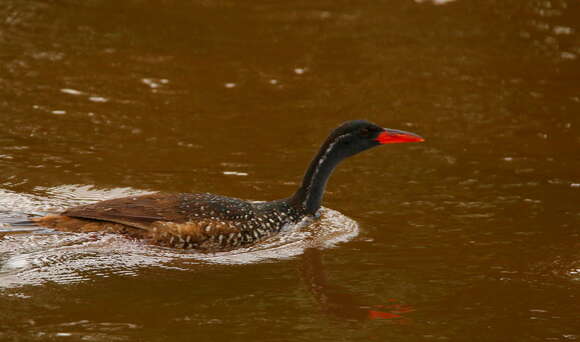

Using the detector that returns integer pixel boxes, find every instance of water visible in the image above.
[1,0,579,341]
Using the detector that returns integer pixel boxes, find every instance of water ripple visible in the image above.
[0,186,359,288]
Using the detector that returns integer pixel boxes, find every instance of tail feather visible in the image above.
[8,219,38,227]
[1,213,48,234]
[33,215,97,232]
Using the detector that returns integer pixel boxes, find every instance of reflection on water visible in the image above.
[301,248,415,322]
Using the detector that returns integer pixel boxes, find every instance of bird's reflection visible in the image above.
[300,247,415,322]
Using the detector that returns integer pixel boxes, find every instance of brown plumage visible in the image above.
[34,192,288,251]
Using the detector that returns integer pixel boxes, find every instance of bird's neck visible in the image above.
[290,137,347,215]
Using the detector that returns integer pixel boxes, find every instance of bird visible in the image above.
[32,120,424,252]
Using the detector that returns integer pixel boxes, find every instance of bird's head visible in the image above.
[325,120,424,158]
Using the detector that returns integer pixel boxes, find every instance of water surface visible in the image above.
[1,0,579,341]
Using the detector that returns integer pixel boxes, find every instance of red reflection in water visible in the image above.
[367,300,415,321]
[301,248,415,322]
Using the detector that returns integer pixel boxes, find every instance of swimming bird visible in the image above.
[33,120,424,252]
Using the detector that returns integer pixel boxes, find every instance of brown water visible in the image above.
[1,0,579,341]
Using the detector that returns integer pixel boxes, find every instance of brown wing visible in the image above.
[48,192,269,251]
[62,193,189,230]
[61,192,258,233]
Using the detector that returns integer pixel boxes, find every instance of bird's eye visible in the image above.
[359,128,370,137]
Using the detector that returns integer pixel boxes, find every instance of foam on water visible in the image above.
[0,185,359,288]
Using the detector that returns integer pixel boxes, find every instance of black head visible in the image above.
[293,120,424,214]
[324,120,424,159]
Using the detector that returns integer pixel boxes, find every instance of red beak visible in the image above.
[375,128,424,144]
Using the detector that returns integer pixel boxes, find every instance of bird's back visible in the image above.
[34,192,294,251]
